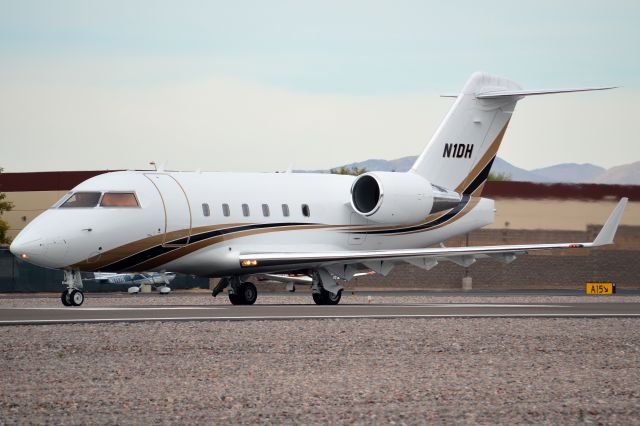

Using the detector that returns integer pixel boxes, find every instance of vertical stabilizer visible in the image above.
[410,72,521,195]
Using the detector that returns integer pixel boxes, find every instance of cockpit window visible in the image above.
[51,192,73,208]
[59,192,102,208]
[100,192,140,207]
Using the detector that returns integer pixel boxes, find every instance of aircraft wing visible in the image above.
[239,198,628,275]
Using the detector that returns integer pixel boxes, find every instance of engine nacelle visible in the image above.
[350,172,461,224]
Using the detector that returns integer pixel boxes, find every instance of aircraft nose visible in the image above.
[10,234,44,263]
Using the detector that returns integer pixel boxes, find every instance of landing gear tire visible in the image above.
[70,289,84,306]
[228,282,258,305]
[312,288,342,305]
[228,293,241,305]
[61,289,72,306]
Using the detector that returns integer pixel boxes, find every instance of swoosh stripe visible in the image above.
[97,222,316,272]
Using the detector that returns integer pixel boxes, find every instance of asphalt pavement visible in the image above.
[2,295,640,325]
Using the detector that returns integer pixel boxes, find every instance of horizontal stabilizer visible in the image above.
[441,86,616,99]
[476,86,616,99]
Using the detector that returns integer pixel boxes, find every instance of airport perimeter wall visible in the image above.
[0,248,209,292]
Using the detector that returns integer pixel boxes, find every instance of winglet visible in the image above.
[592,198,628,246]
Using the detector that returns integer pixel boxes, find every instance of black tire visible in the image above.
[228,292,242,305]
[238,282,257,305]
[70,290,84,306]
[312,292,325,305]
[312,288,342,305]
[324,289,342,305]
[61,290,72,306]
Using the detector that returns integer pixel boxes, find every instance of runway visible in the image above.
[2,299,640,325]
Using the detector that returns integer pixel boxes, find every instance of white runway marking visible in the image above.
[2,313,640,325]
[383,304,571,308]
[0,306,227,311]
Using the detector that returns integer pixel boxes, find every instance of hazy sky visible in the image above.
[1,0,639,173]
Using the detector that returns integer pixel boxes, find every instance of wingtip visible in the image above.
[592,198,628,246]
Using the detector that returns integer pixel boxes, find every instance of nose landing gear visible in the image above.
[61,289,85,306]
[61,269,85,306]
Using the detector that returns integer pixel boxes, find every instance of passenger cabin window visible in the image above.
[262,204,270,217]
[100,192,139,207]
[282,204,290,217]
[202,203,210,217]
[60,192,101,208]
[242,204,250,217]
[222,204,230,217]
[302,204,310,217]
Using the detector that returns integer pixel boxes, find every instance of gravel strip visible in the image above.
[1,301,639,424]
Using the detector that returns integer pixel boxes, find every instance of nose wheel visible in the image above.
[61,269,85,306]
[61,289,85,306]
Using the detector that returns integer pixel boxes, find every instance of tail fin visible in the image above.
[410,72,614,196]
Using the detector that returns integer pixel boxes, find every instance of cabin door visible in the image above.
[145,174,192,247]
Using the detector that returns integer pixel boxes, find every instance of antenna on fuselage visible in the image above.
[149,161,167,172]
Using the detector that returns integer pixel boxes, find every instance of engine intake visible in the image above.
[350,172,461,224]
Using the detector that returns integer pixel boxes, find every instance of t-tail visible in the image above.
[410,72,614,196]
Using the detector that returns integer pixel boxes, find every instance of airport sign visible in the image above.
[585,282,616,295]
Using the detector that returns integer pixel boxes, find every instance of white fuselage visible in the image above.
[11,170,495,277]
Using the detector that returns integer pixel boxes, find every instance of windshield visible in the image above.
[59,192,102,208]
[100,192,139,207]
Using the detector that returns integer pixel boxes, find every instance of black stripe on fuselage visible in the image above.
[99,222,311,272]
[463,156,495,196]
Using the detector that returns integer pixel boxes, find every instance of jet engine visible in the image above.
[350,172,461,224]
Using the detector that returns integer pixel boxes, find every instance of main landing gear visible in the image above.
[311,270,343,305]
[61,269,84,306]
[312,288,342,305]
[212,277,257,305]
[212,269,344,306]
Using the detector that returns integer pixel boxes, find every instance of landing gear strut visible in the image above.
[61,269,84,306]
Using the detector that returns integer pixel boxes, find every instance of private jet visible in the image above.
[10,72,627,306]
